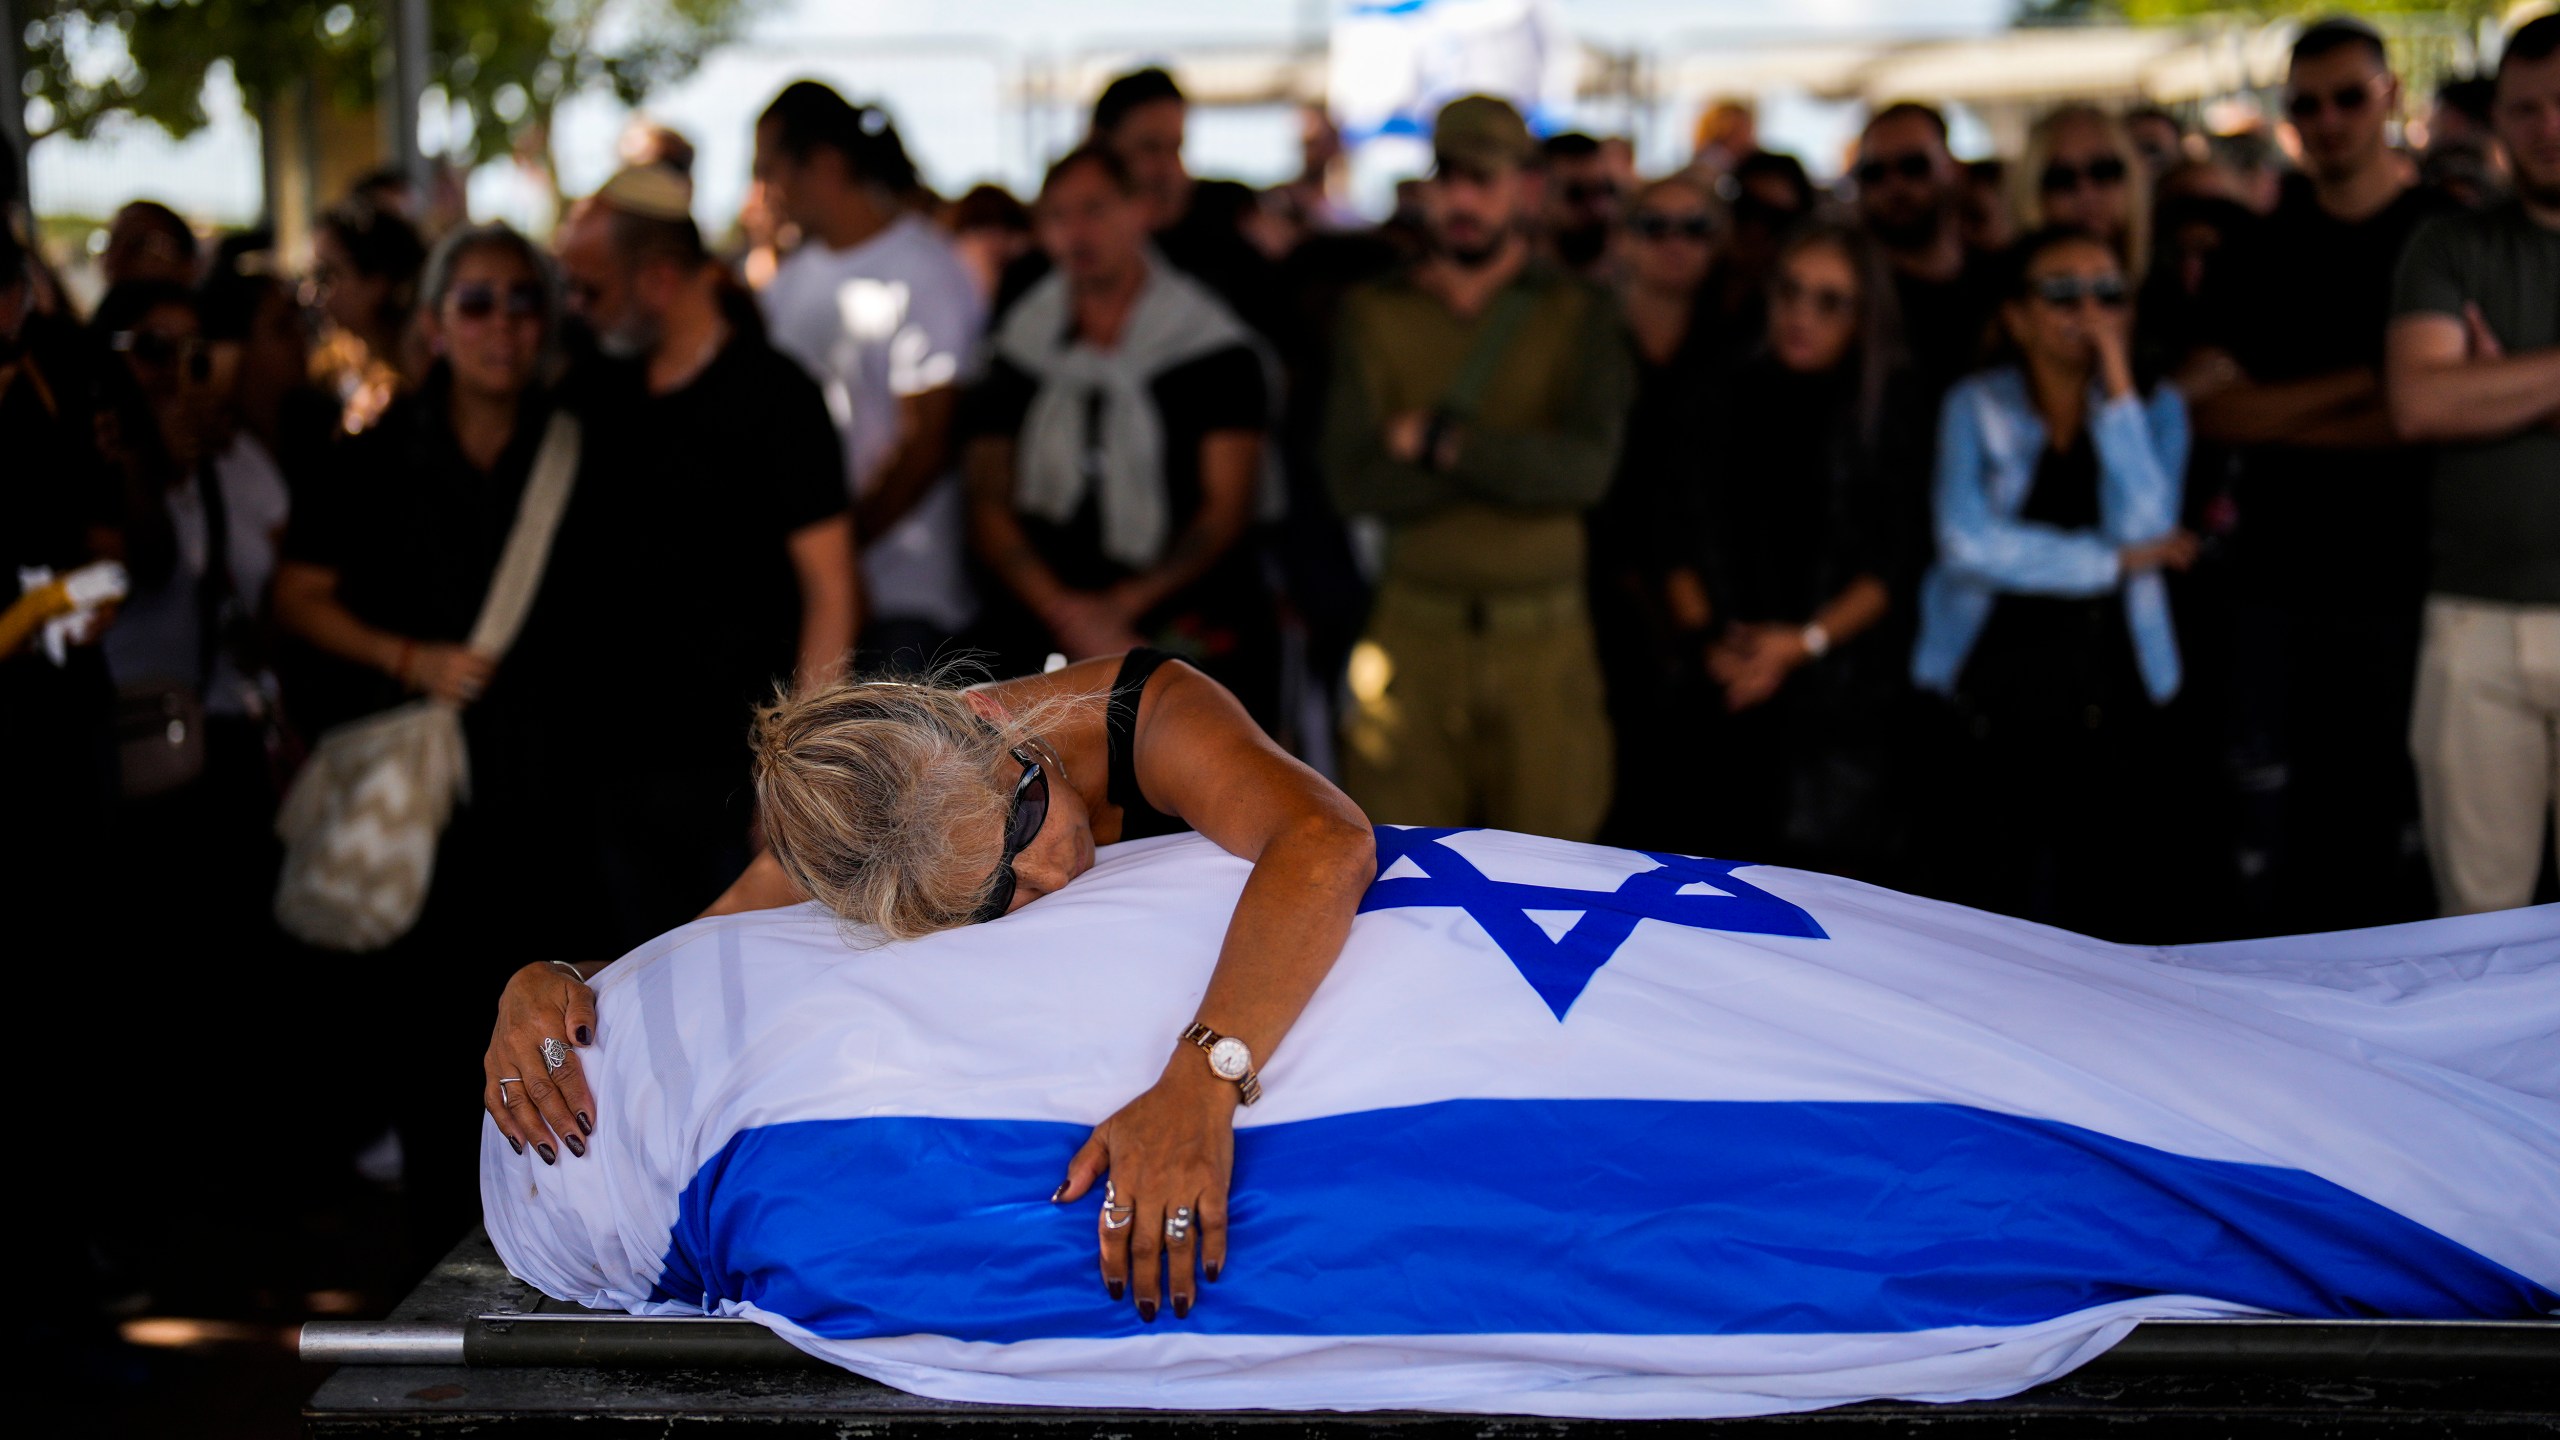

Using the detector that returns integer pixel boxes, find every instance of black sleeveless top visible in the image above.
[1105,648,1192,841]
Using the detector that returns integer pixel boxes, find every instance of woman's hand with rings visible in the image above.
[1053,1059,1236,1321]
[483,960,599,1165]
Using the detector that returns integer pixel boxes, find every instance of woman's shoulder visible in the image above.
[1946,365,2026,407]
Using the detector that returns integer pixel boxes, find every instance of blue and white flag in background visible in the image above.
[484,828,2560,1419]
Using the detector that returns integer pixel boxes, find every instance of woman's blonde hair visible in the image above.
[751,669,1090,943]
[2009,103,2151,280]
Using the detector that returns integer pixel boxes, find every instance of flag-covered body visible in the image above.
[483,828,2560,1418]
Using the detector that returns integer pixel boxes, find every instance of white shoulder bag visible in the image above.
[273,412,582,953]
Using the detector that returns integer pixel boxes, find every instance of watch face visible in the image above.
[1207,1036,1252,1080]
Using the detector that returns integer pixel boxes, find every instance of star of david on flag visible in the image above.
[1357,826,1829,1018]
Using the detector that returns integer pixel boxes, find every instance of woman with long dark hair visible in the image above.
[1672,221,1924,873]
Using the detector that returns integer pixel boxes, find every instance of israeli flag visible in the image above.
[484,829,2560,1418]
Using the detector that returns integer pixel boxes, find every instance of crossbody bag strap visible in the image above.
[464,410,582,661]
[1436,284,1541,423]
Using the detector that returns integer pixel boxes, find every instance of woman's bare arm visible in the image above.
[272,560,405,676]
[1054,658,1375,1320]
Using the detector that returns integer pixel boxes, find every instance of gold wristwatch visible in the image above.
[1179,1021,1261,1105]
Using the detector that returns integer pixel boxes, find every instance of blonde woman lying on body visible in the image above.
[480,649,1374,1324]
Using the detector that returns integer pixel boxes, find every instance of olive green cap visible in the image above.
[1432,94,1536,171]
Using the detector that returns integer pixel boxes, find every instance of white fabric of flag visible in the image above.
[483,828,2560,1419]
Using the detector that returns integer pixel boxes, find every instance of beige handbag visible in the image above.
[272,413,581,952]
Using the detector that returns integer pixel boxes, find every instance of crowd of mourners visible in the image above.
[4,14,2557,1295]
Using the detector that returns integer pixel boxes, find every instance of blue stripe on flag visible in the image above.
[650,1099,2555,1342]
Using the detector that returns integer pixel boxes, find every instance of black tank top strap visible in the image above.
[1104,648,1191,840]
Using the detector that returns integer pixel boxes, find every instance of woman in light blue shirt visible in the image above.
[1910,227,2199,937]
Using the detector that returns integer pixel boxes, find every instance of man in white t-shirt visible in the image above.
[755,81,985,660]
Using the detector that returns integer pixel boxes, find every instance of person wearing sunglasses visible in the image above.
[1589,175,1725,845]
[272,223,578,1249]
[2176,18,2457,932]
[2011,105,2150,279]
[486,648,1375,1327]
[1912,227,2201,940]
[1855,102,2003,396]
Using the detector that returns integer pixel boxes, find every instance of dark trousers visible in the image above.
[2226,593,2434,932]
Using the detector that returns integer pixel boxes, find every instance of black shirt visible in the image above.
[567,338,848,779]
[1104,646,1192,841]
[1686,359,1911,624]
[282,373,558,738]
[2201,181,2458,597]
[1891,253,2003,400]
[1963,428,2147,720]
[963,341,1269,630]
[280,372,583,829]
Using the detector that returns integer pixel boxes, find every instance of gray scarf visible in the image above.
[993,255,1260,570]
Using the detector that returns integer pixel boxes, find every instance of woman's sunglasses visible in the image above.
[1630,212,1714,242]
[2039,155,2129,194]
[110,328,209,379]
[2031,274,2129,309]
[969,744,1051,924]
[450,281,546,322]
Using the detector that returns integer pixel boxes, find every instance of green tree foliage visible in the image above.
[16,0,760,167]
[2018,0,2510,22]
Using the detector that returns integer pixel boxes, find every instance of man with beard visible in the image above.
[2388,12,2560,915]
[1326,95,1633,840]
[2182,18,2457,930]
[1541,131,1623,280]
[554,164,858,945]
[1853,102,1999,398]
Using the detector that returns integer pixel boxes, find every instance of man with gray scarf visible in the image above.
[964,145,1279,724]
[1325,95,1634,840]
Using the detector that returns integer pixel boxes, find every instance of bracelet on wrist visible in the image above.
[548,959,589,985]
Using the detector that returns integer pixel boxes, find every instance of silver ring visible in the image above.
[540,1037,570,1072]
[1163,1212,1192,1243]
[1103,1209,1134,1231]
[497,1077,523,1106]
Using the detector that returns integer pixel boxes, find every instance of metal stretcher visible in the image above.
[301,1230,2560,1436]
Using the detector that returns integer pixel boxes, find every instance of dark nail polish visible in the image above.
[1108,1281,1124,1301]
[1173,1296,1190,1319]
[574,1025,592,1045]
[577,1111,593,1136]
[537,1143,557,1165]
[1205,1263,1220,1283]
[565,1133,586,1159]
[508,1135,524,1155]
[1050,1183,1067,1203]
[1138,1300,1158,1323]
